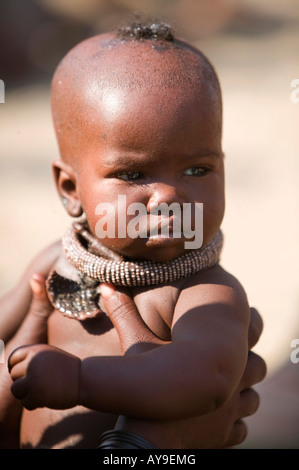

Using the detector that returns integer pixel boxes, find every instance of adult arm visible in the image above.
[0,240,61,343]
[0,274,54,448]
[0,240,60,448]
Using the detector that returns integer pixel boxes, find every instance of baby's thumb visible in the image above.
[28,273,53,320]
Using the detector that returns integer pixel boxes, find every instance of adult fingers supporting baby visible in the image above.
[221,419,248,448]
[216,349,266,448]
[221,386,261,448]
[248,307,264,350]
[223,351,266,448]
[240,350,267,391]
[215,383,260,448]
[101,283,165,355]
[239,387,260,417]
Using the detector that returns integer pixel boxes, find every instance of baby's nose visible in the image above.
[147,181,186,213]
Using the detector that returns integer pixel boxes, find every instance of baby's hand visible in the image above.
[8,344,81,410]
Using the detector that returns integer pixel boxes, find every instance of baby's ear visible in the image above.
[52,159,83,218]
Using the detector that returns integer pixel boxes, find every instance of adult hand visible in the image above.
[179,308,266,449]
[101,284,267,449]
[0,273,53,448]
[8,273,54,351]
[100,284,167,355]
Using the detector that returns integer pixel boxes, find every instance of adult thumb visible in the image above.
[12,273,54,347]
[100,284,162,354]
[28,273,53,320]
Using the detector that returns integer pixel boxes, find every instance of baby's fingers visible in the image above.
[8,345,45,410]
[8,346,30,402]
[10,377,28,401]
[11,378,38,410]
[7,345,30,374]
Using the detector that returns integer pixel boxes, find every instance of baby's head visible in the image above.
[51,19,225,262]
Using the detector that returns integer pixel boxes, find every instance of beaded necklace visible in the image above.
[47,221,223,321]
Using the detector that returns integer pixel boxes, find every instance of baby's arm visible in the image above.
[9,265,250,420]
[79,265,249,418]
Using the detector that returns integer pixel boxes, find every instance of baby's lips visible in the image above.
[146,215,182,236]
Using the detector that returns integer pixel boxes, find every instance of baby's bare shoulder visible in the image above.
[182,263,248,305]
[172,264,250,337]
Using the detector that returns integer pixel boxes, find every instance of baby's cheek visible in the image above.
[88,208,137,252]
[202,198,225,244]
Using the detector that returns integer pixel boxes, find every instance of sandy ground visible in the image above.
[0,28,298,448]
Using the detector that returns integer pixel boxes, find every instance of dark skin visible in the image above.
[2,269,265,449]
[1,33,267,448]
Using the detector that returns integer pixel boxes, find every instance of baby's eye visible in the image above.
[117,171,142,181]
[184,167,209,177]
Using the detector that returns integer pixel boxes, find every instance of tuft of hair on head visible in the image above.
[117,14,174,42]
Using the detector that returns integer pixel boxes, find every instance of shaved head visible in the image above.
[51,21,225,258]
[51,24,222,166]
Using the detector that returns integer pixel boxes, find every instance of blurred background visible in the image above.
[0,0,298,448]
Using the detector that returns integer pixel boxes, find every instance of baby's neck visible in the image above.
[62,221,223,288]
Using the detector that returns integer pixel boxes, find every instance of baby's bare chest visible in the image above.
[20,283,182,448]
[47,282,181,356]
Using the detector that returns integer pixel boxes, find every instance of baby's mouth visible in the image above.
[144,216,183,239]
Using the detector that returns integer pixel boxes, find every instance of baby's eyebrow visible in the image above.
[185,151,222,160]
[101,150,222,168]
[102,153,151,168]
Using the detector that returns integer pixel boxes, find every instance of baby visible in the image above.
[2,20,264,449]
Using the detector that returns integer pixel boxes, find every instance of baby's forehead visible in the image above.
[51,33,222,163]
[53,35,216,100]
